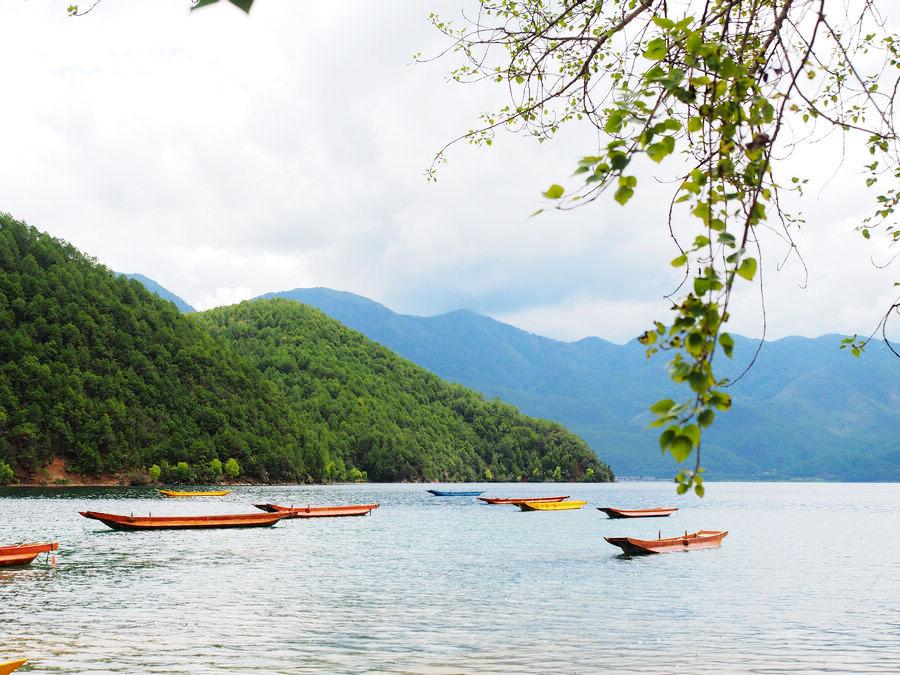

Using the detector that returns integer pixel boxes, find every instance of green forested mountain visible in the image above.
[260,288,900,481]
[0,215,611,483]
[195,300,612,482]
[0,214,308,482]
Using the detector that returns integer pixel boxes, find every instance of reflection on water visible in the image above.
[2,482,899,673]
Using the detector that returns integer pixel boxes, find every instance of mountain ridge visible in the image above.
[254,287,900,481]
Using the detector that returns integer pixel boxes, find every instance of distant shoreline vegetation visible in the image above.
[0,214,613,485]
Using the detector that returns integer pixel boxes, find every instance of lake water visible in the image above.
[1,482,898,673]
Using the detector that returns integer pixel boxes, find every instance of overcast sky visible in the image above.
[0,1,896,343]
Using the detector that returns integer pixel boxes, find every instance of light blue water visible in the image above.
[1,482,898,673]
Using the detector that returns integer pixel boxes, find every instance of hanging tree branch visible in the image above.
[424,0,900,494]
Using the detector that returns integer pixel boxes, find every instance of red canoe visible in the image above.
[0,542,59,567]
[253,503,379,518]
[598,507,678,519]
[80,511,288,531]
[605,530,728,555]
[477,496,570,505]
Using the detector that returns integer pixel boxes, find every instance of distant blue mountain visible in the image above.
[258,287,900,481]
[123,274,195,313]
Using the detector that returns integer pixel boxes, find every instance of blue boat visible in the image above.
[427,489,484,497]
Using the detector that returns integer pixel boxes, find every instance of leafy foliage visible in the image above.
[427,0,900,492]
[196,299,613,482]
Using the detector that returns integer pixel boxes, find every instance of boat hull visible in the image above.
[427,490,484,496]
[158,490,232,497]
[79,511,287,531]
[0,542,59,567]
[518,500,588,511]
[253,503,379,518]
[598,507,678,519]
[605,530,728,555]
[0,659,28,675]
[479,496,569,505]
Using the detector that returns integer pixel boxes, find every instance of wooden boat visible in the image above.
[605,530,728,555]
[158,489,232,497]
[0,659,27,675]
[0,542,59,567]
[478,496,569,505]
[79,510,288,531]
[427,489,484,496]
[253,503,379,518]
[518,500,588,511]
[598,506,678,519]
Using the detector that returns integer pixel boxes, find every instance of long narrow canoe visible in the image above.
[253,503,379,518]
[0,659,28,675]
[0,542,58,567]
[598,506,678,519]
[518,500,588,512]
[158,489,232,497]
[427,489,484,496]
[605,530,728,555]
[478,496,569,505]
[80,511,288,531]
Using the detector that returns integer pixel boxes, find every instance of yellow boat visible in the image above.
[0,659,28,675]
[518,500,588,511]
[157,489,232,497]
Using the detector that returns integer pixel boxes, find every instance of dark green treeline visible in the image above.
[0,214,613,483]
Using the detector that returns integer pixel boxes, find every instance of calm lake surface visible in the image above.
[1,482,899,673]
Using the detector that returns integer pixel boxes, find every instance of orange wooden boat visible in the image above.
[598,506,678,519]
[605,530,728,555]
[0,542,58,567]
[79,511,288,531]
[253,503,379,518]
[478,496,569,505]
[0,659,28,675]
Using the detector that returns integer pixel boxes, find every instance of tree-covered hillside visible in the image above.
[0,215,611,484]
[0,214,309,482]
[196,300,612,482]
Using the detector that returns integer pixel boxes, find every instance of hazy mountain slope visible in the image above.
[261,287,900,480]
[122,273,195,313]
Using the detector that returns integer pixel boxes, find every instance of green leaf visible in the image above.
[650,399,676,414]
[687,116,702,133]
[698,409,715,427]
[694,483,705,497]
[543,184,565,199]
[644,38,667,60]
[719,332,735,357]
[670,435,693,462]
[614,185,634,205]
[737,257,758,281]
[671,254,688,267]
[682,424,701,447]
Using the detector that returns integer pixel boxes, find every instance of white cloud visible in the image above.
[0,1,896,344]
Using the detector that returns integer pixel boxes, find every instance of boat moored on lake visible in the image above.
[427,489,484,496]
[478,496,569,505]
[79,511,288,531]
[605,530,728,555]
[158,489,232,497]
[0,542,58,567]
[518,500,588,511]
[0,658,28,675]
[598,507,678,519]
[253,503,379,518]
